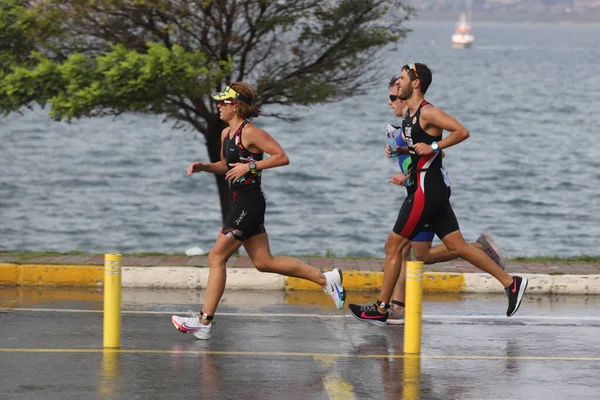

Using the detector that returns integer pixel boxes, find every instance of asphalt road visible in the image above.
[0,288,599,399]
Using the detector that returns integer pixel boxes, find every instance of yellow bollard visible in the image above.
[404,261,424,354]
[402,355,421,400]
[104,254,122,348]
[99,349,120,397]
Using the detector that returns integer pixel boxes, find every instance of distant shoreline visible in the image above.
[412,10,600,25]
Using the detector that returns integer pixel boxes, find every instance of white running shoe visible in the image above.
[387,308,405,325]
[322,268,346,309]
[171,310,213,340]
[476,232,506,270]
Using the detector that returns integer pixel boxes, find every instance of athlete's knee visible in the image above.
[208,251,228,270]
[411,241,433,262]
[253,256,275,272]
[384,240,396,256]
[444,241,467,258]
[412,247,428,262]
[401,245,411,259]
[385,234,408,256]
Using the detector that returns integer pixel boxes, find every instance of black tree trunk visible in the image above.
[205,117,230,224]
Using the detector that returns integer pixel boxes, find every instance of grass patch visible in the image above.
[0,250,90,259]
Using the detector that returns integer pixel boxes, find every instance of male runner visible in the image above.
[350,64,527,326]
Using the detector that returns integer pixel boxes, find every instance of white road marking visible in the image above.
[1,307,600,322]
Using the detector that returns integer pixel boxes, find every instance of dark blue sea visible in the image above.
[2,21,599,258]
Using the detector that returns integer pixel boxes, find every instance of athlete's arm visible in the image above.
[389,173,408,186]
[187,128,228,176]
[414,107,470,156]
[225,124,289,181]
[397,131,409,155]
[387,144,409,157]
[423,107,469,149]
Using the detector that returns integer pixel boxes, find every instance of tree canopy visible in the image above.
[0,0,414,220]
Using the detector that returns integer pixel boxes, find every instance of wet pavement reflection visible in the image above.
[1,287,599,399]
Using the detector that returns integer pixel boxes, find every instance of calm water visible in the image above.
[1,22,599,258]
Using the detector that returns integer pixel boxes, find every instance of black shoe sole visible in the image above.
[507,277,528,317]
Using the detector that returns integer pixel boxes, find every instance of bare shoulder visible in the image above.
[220,127,229,140]
[244,122,271,139]
[420,104,454,124]
[420,103,465,132]
[420,103,443,117]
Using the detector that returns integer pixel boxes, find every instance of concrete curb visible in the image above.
[1,264,600,294]
[464,273,600,295]
[0,263,103,287]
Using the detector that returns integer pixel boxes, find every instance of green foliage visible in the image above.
[0,42,225,119]
[0,0,31,71]
[0,0,63,70]
[0,0,413,122]
[0,0,414,221]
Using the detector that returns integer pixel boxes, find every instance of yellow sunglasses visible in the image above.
[407,63,419,79]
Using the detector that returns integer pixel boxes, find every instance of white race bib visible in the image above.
[441,167,451,187]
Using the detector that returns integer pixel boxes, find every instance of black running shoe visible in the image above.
[348,303,388,326]
[506,276,528,317]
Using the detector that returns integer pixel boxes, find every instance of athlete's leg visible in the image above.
[201,232,245,322]
[243,233,324,284]
[376,192,419,312]
[441,230,512,286]
[388,244,411,324]
[349,194,416,325]
[391,244,411,305]
[411,241,431,262]
[434,202,527,317]
[171,231,242,338]
[409,231,435,263]
[412,240,483,264]
[243,233,346,309]
[378,232,411,311]
[476,233,505,269]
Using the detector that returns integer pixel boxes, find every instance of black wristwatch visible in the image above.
[248,161,257,175]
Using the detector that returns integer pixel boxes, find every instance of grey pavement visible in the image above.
[2,253,600,274]
[1,288,600,399]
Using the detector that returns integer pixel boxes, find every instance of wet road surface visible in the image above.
[1,288,599,399]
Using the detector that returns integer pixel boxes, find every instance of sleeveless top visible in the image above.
[222,120,264,194]
[401,101,444,185]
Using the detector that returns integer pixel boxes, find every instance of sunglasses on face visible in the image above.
[408,63,419,79]
[218,99,234,106]
[389,95,401,102]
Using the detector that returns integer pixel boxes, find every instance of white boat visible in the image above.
[451,11,474,48]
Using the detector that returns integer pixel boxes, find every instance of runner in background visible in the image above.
[350,64,528,326]
[385,76,505,324]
